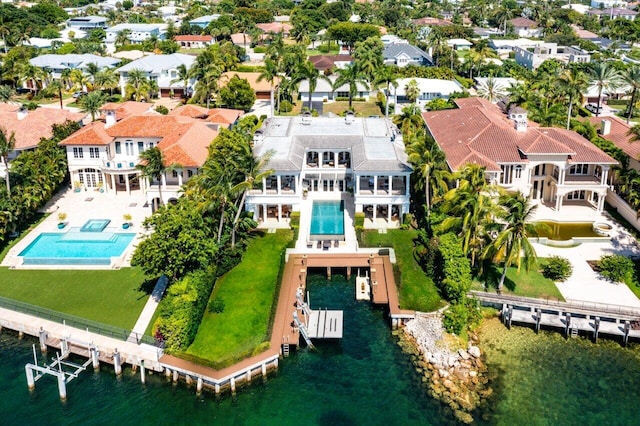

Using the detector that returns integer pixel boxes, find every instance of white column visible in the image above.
[277,175,281,194]
[278,204,282,222]
[559,168,565,185]
[373,176,378,195]
[177,170,183,186]
[125,174,131,195]
[102,172,108,193]
[389,175,393,193]
[555,192,562,211]
[262,177,267,195]
[373,204,377,220]
[405,176,410,196]
[601,167,609,186]
[387,204,392,222]
[388,175,392,194]
[356,176,360,194]
[333,152,338,168]
[598,193,605,211]
[262,204,267,222]
[110,174,116,194]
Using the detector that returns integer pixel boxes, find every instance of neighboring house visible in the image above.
[390,78,464,112]
[446,38,472,51]
[105,23,166,53]
[509,17,543,38]
[168,104,243,128]
[422,97,617,214]
[587,8,638,21]
[29,54,120,84]
[116,53,196,98]
[590,0,627,8]
[66,16,107,31]
[383,42,432,67]
[308,55,354,72]
[586,116,640,170]
[256,22,293,37]
[58,102,221,209]
[0,103,86,160]
[220,71,277,100]
[248,115,412,227]
[188,14,221,28]
[412,17,453,41]
[514,43,590,69]
[297,75,370,103]
[173,35,214,49]
[489,38,544,57]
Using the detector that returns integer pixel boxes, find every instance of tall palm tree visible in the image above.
[80,91,106,121]
[169,63,191,99]
[257,57,279,117]
[476,77,508,103]
[230,147,273,249]
[483,192,545,292]
[557,67,589,129]
[589,62,623,118]
[393,104,423,138]
[70,68,91,93]
[623,65,640,124]
[626,124,640,143]
[0,126,16,195]
[333,63,367,110]
[404,79,421,106]
[0,85,14,103]
[94,68,119,95]
[137,147,169,207]
[373,65,398,118]
[115,29,131,49]
[84,62,100,86]
[193,64,223,108]
[294,60,331,112]
[125,69,151,102]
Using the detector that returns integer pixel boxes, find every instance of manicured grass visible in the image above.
[185,230,293,366]
[287,100,383,117]
[360,229,444,312]
[0,267,149,329]
[472,259,565,301]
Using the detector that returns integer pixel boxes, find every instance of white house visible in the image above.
[383,42,432,67]
[489,38,545,57]
[446,38,473,51]
[66,16,107,31]
[423,98,618,215]
[29,54,120,82]
[189,14,221,29]
[105,23,166,53]
[247,114,412,228]
[297,75,370,104]
[390,78,464,112]
[509,17,543,38]
[173,35,214,49]
[115,53,196,98]
[514,43,591,69]
[590,0,627,7]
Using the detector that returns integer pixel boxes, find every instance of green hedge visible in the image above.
[253,46,267,53]
[354,212,365,229]
[335,97,366,102]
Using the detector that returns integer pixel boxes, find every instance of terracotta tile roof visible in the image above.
[510,17,538,27]
[586,116,640,161]
[169,105,242,127]
[309,55,354,70]
[423,97,617,172]
[256,22,293,33]
[0,103,86,150]
[100,101,153,121]
[58,121,112,146]
[412,17,452,27]
[173,35,213,42]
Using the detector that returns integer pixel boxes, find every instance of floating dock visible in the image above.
[307,310,343,339]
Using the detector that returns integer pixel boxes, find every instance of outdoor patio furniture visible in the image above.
[323,240,330,250]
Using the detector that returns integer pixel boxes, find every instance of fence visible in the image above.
[0,295,156,345]
[606,190,640,233]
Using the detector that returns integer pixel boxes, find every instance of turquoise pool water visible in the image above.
[310,200,344,237]
[80,219,111,232]
[19,232,135,265]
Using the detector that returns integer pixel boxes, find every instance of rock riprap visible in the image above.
[397,314,492,424]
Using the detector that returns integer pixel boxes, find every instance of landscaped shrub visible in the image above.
[438,233,472,302]
[208,297,225,313]
[354,212,365,230]
[335,97,366,102]
[155,105,169,115]
[289,211,300,230]
[253,46,267,53]
[279,100,293,113]
[541,256,573,282]
[598,254,635,284]
[443,298,481,335]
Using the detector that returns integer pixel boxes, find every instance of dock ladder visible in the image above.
[570,326,578,338]
[282,343,290,357]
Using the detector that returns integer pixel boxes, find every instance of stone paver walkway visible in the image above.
[128,276,168,342]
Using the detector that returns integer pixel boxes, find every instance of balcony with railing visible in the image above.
[102,159,138,172]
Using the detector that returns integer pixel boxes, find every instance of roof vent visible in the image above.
[345,111,355,125]
[105,110,116,127]
[253,129,264,144]
[600,119,611,136]
[17,107,28,120]
[301,111,312,125]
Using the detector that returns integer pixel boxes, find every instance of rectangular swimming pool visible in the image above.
[19,232,136,265]
[310,200,344,240]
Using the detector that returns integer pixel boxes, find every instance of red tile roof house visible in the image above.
[422,97,618,215]
[173,35,214,49]
[58,101,222,210]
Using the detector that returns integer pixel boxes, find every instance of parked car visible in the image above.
[586,103,603,114]
[72,91,87,99]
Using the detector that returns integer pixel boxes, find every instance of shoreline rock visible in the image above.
[398,314,491,424]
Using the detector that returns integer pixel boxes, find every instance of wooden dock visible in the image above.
[471,291,640,344]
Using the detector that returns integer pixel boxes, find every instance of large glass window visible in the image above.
[569,164,589,175]
[73,147,84,159]
[89,147,99,159]
[115,141,121,154]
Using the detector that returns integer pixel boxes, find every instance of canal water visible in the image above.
[1,273,640,425]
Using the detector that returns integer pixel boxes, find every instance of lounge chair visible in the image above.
[317,240,322,249]
[334,240,339,248]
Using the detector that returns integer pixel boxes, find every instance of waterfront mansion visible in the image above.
[248,113,412,225]
[422,98,618,213]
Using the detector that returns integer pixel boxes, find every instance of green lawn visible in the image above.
[185,230,293,367]
[472,259,565,301]
[360,229,444,312]
[0,267,149,329]
[287,100,383,117]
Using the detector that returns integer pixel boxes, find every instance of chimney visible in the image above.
[601,119,611,136]
[17,107,28,120]
[253,129,264,145]
[509,106,528,132]
[105,110,116,127]
[345,111,355,125]
[301,111,312,125]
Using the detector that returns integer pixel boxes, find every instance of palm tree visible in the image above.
[70,68,91,93]
[137,147,169,207]
[80,91,106,121]
[627,124,640,143]
[373,65,398,118]
[0,126,16,195]
[0,22,10,54]
[0,85,15,103]
[483,192,545,292]
[193,65,223,108]
[294,60,331,112]
[623,65,640,124]
[589,62,623,118]
[84,62,100,86]
[393,104,423,138]
[125,69,151,102]
[46,79,64,109]
[557,67,589,129]
[230,147,274,249]
[476,77,508,103]
[169,63,191,99]
[333,63,367,110]
[404,79,421,106]
[115,29,131,49]
[257,57,278,117]
[94,68,119,95]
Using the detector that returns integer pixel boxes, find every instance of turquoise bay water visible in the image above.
[2,273,640,425]
[19,232,135,264]
[310,201,344,236]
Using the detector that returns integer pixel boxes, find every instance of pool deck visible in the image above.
[2,188,151,269]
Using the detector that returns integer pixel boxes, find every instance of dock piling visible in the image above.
[38,327,47,352]
[594,317,600,343]
[25,365,35,390]
[140,361,146,384]
[565,313,571,338]
[90,346,99,371]
[535,308,541,333]
[113,349,122,375]
[196,377,203,393]
[173,370,178,383]
[624,321,631,346]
